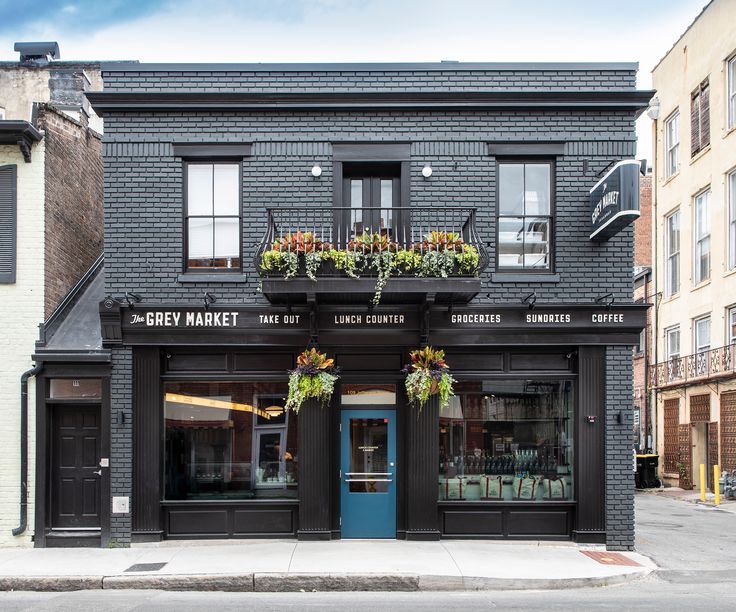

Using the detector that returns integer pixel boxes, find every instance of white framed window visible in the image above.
[693,315,711,376]
[728,54,736,131]
[727,305,736,347]
[693,189,711,285]
[665,326,680,360]
[664,111,680,178]
[665,210,680,296]
[694,316,711,354]
[729,168,736,270]
[184,162,241,271]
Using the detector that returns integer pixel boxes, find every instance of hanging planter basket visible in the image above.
[403,346,456,411]
[285,348,340,414]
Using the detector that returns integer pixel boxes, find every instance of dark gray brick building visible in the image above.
[81,62,650,550]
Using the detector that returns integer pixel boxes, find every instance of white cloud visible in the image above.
[0,0,707,158]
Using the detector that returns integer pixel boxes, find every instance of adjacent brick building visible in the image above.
[0,44,104,547]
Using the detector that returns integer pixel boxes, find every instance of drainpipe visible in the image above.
[12,362,43,537]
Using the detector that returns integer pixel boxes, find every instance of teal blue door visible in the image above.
[340,409,396,538]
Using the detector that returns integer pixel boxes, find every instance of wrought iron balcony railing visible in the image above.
[255,206,489,280]
[650,343,736,389]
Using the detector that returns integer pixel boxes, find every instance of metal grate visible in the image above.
[124,562,168,573]
[690,394,710,423]
[581,551,642,567]
[663,399,679,474]
[677,424,692,489]
[721,392,736,472]
[709,422,719,491]
[255,206,489,278]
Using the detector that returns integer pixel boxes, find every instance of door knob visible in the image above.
[92,469,102,476]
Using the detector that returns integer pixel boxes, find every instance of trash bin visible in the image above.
[635,454,661,488]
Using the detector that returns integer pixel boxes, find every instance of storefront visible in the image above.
[96,301,645,543]
[56,60,653,550]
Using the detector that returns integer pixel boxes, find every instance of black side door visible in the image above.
[51,405,101,528]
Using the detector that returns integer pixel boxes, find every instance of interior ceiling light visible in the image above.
[165,393,270,419]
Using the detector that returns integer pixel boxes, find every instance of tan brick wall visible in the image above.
[634,174,651,269]
[39,105,103,318]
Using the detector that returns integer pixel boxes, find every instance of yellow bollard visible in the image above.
[715,465,720,506]
[700,464,706,502]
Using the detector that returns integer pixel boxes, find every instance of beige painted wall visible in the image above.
[653,0,736,359]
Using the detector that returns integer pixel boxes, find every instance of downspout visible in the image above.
[650,115,659,460]
[643,270,650,451]
[12,362,43,536]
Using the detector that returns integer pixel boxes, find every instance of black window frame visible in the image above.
[495,159,556,273]
[0,164,17,284]
[182,159,243,274]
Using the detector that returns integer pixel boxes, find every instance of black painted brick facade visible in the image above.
[606,346,636,551]
[102,67,638,549]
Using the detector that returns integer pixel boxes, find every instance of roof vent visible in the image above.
[14,42,60,64]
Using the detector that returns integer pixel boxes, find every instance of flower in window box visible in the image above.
[285,348,340,413]
[403,346,456,411]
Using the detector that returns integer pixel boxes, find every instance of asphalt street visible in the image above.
[1,492,735,611]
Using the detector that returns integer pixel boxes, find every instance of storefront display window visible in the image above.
[438,379,574,502]
[164,381,297,500]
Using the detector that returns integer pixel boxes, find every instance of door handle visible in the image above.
[345,472,393,476]
[345,478,393,482]
[92,469,102,476]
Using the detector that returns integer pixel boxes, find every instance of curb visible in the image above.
[0,569,653,592]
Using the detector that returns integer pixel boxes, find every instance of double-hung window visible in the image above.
[497,161,553,270]
[729,169,736,270]
[665,325,681,383]
[666,326,681,360]
[727,305,736,347]
[665,111,680,178]
[728,55,736,131]
[665,210,680,296]
[694,189,711,285]
[691,79,710,157]
[185,162,241,271]
[693,315,711,376]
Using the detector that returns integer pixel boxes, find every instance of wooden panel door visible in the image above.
[51,405,101,528]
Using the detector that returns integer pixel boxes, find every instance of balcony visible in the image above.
[256,206,488,305]
[650,343,736,389]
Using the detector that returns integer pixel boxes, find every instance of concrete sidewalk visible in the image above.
[0,540,655,592]
[637,486,736,513]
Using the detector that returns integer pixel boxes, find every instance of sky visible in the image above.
[0,0,710,160]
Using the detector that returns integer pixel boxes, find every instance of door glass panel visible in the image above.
[255,431,284,486]
[351,179,364,235]
[342,384,397,405]
[349,418,389,493]
[49,378,102,399]
[380,179,393,231]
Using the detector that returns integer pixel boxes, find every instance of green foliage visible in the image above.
[259,230,481,303]
[404,345,456,411]
[305,251,322,281]
[371,250,393,306]
[282,251,299,279]
[405,370,456,411]
[285,370,339,413]
[419,250,455,278]
[392,249,422,274]
[455,244,480,276]
[260,249,286,272]
[326,249,363,279]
